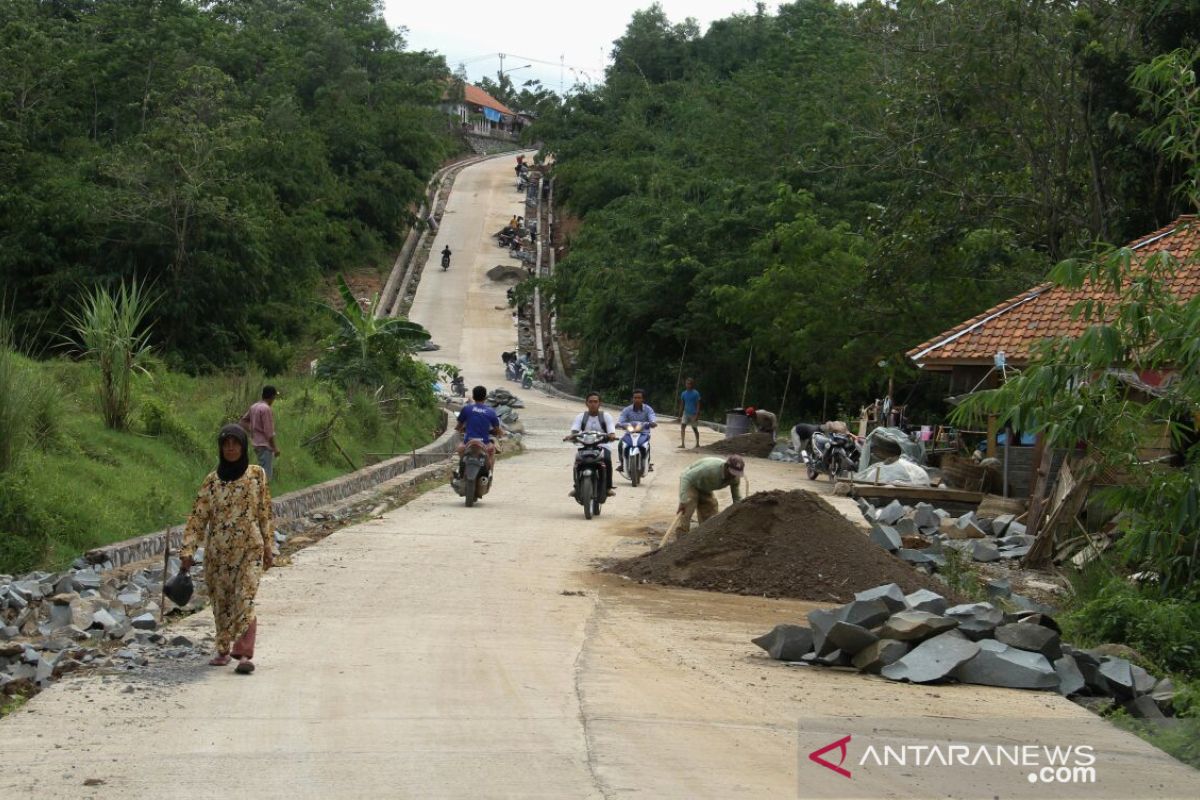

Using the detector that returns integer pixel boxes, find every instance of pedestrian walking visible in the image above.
[240,385,280,481]
[677,377,701,448]
[180,424,274,674]
[660,455,744,549]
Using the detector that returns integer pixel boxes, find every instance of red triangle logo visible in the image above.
[809,734,852,779]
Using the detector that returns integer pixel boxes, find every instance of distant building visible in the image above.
[442,83,524,139]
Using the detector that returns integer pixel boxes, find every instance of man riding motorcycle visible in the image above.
[617,389,657,473]
[455,385,502,476]
[564,392,617,498]
[440,245,452,270]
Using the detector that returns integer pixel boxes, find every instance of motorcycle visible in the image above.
[804,431,861,482]
[441,251,451,270]
[568,430,610,520]
[450,375,466,398]
[619,422,652,487]
[451,439,493,507]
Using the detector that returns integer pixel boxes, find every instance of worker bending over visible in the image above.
[660,455,745,549]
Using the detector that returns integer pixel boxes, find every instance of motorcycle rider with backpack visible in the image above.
[564,392,617,498]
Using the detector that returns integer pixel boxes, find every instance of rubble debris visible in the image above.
[750,582,1178,720]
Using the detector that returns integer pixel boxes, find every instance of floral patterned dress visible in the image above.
[181,465,273,654]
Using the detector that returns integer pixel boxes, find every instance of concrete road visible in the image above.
[1,156,1194,799]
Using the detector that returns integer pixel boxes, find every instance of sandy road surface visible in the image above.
[0,156,1194,799]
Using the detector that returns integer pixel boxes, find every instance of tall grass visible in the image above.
[0,329,29,473]
[64,279,158,430]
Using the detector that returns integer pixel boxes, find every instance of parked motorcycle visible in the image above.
[450,375,466,398]
[568,430,610,520]
[619,422,652,487]
[451,439,493,507]
[804,431,861,482]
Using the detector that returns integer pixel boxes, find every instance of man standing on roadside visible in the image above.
[240,386,281,481]
[677,377,701,449]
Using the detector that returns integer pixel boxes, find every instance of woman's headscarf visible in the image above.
[216,424,250,482]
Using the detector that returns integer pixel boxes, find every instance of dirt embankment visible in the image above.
[610,490,956,604]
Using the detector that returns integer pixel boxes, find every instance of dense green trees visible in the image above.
[537,0,1199,418]
[0,0,455,371]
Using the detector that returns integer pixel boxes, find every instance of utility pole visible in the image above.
[498,52,505,82]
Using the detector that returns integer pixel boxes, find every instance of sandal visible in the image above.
[235,658,256,674]
[208,653,232,666]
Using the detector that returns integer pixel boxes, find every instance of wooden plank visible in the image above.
[1023,434,1056,557]
[987,414,998,459]
[850,483,986,504]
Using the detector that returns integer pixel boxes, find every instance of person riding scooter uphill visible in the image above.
[564,392,618,498]
[455,386,502,477]
[441,245,451,270]
[617,389,658,473]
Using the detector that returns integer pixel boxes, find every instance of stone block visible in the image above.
[752,625,814,661]
[854,583,907,612]
[1098,658,1136,699]
[876,500,906,526]
[869,525,901,552]
[881,630,980,683]
[952,639,1058,690]
[894,517,919,537]
[904,589,947,615]
[879,611,958,642]
[1125,695,1166,720]
[851,639,909,673]
[131,613,157,631]
[991,514,1016,536]
[984,578,1011,599]
[944,603,1005,640]
[807,608,839,656]
[1054,654,1086,697]
[971,541,1002,562]
[825,621,879,656]
[835,599,893,630]
[994,622,1062,660]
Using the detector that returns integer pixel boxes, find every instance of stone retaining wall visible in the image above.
[86,410,458,570]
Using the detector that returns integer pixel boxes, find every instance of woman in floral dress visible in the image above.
[180,424,274,674]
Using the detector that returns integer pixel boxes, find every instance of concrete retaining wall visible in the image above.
[86,410,459,570]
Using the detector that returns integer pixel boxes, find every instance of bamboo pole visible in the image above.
[739,345,754,407]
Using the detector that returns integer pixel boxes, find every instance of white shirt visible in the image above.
[571,411,617,452]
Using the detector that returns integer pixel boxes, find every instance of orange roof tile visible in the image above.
[461,84,514,116]
[908,215,1200,369]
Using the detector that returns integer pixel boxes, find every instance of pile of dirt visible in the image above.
[699,432,776,458]
[610,490,956,603]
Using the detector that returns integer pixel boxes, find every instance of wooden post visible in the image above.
[986,414,998,458]
[776,365,792,425]
[1024,434,1054,545]
[739,344,754,408]
[671,337,689,412]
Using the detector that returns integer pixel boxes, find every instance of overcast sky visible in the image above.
[384,1,765,94]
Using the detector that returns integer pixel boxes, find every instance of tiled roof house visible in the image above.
[908,215,1200,393]
[443,82,523,138]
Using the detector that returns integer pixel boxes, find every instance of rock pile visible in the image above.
[699,433,777,459]
[752,582,1176,719]
[0,550,225,698]
[858,499,1052,610]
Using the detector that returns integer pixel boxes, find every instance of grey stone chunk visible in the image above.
[1007,521,1028,537]
[879,611,958,642]
[131,613,157,631]
[953,640,1058,690]
[904,589,947,615]
[1125,695,1166,720]
[1010,593,1056,614]
[1012,611,1062,634]
[1098,658,1137,699]
[835,599,893,630]
[991,514,1016,536]
[994,622,1062,660]
[73,569,102,590]
[869,525,901,552]
[851,639,909,673]
[876,500,906,526]
[91,608,119,630]
[912,504,940,533]
[985,578,1011,599]
[999,534,1036,548]
[894,517,919,537]
[825,621,879,656]
[971,540,1002,562]
[814,649,852,667]
[807,608,839,656]
[1151,678,1176,712]
[752,625,814,661]
[170,635,195,648]
[1054,654,1087,697]
[854,583,907,612]
[881,630,981,683]
[998,545,1031,560]
[5,587,28,610]
[944,603,1005,640]
[0,625,18,641]
[117,589,144,606]
[897,548,936,564]
[855,497,873,518]
[1130,664,1157,697]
